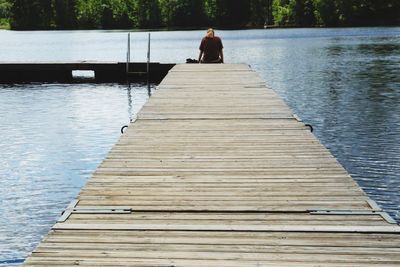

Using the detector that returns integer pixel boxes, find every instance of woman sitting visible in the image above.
[198,28,224,64]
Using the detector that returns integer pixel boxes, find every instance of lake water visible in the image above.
[0,27,399,265]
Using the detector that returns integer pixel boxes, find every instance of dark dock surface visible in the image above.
[0,61,175,83]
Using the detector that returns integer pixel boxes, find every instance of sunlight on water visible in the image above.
[0,83,153,263]
[0,27,399,263]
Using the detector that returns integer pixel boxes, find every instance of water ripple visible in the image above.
[0,28,399,263]
[0,83,153,262]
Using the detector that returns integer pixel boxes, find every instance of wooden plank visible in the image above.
[23,63,400,266]
[52,223,400,233]
[43,230,400,247]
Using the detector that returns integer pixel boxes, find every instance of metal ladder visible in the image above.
[126,32,151,77]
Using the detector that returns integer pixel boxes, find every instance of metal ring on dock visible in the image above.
[305,124,314,132]
[121,125,128,134]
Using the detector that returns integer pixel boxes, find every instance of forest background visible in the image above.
[0,0,399,30]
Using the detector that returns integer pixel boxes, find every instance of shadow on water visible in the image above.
[357,43,400,56]
[325,45,346,57]
[125,82,154,122]
[126,83,133,121]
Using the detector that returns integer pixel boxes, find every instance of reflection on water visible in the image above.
[334,44,400,219]
[258,34,400,223]
[0,83,153,263]
[357,43,400,56]
[0,27,399,264]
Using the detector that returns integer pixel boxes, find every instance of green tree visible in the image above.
[204,0,216,24]
[312,0,338,26]
[159,0,205,28]
[335,0,400,26]
[40,0,53,26]
[373,0,400,25]
[272,0,294,25]
[0,0,11,28]
[175,0,205,27]
[158,0,170,27]
[75,0,103,28]
[0,0,11,18]
[209,0,251,27]
[134,0,161,28]
[294,0,315,26]
[54,0,77,29]
[10,0,54,29]
[249,0,271,27]
[7,0,400,30]
[335,0,360,25]
[101,2,114,29]
[75,0,124,29]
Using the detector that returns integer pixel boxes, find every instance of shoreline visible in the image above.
[2,24,400,32]
[0,21,400,32]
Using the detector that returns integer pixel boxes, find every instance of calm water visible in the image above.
[0,28,399,264]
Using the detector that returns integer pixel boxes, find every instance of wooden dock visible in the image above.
[0,62,174,83]
[24,64,400,266]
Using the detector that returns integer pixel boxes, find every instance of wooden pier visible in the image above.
[24,64,399,266]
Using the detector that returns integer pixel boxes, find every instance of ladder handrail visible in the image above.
[126,33,130,74]
[126,32,151,76]
[147,33,151,82]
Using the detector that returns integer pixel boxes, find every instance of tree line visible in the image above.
[273,0,400,27]
[0,0,399,30]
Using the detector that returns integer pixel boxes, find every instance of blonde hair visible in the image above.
[206,28,215,38]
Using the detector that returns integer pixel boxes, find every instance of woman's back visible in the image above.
[198,28,224,64]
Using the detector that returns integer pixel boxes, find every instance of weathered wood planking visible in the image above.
[24,64,399,266]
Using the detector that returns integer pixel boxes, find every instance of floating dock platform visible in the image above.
[0,62,175,83]
[24,64,399,266]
